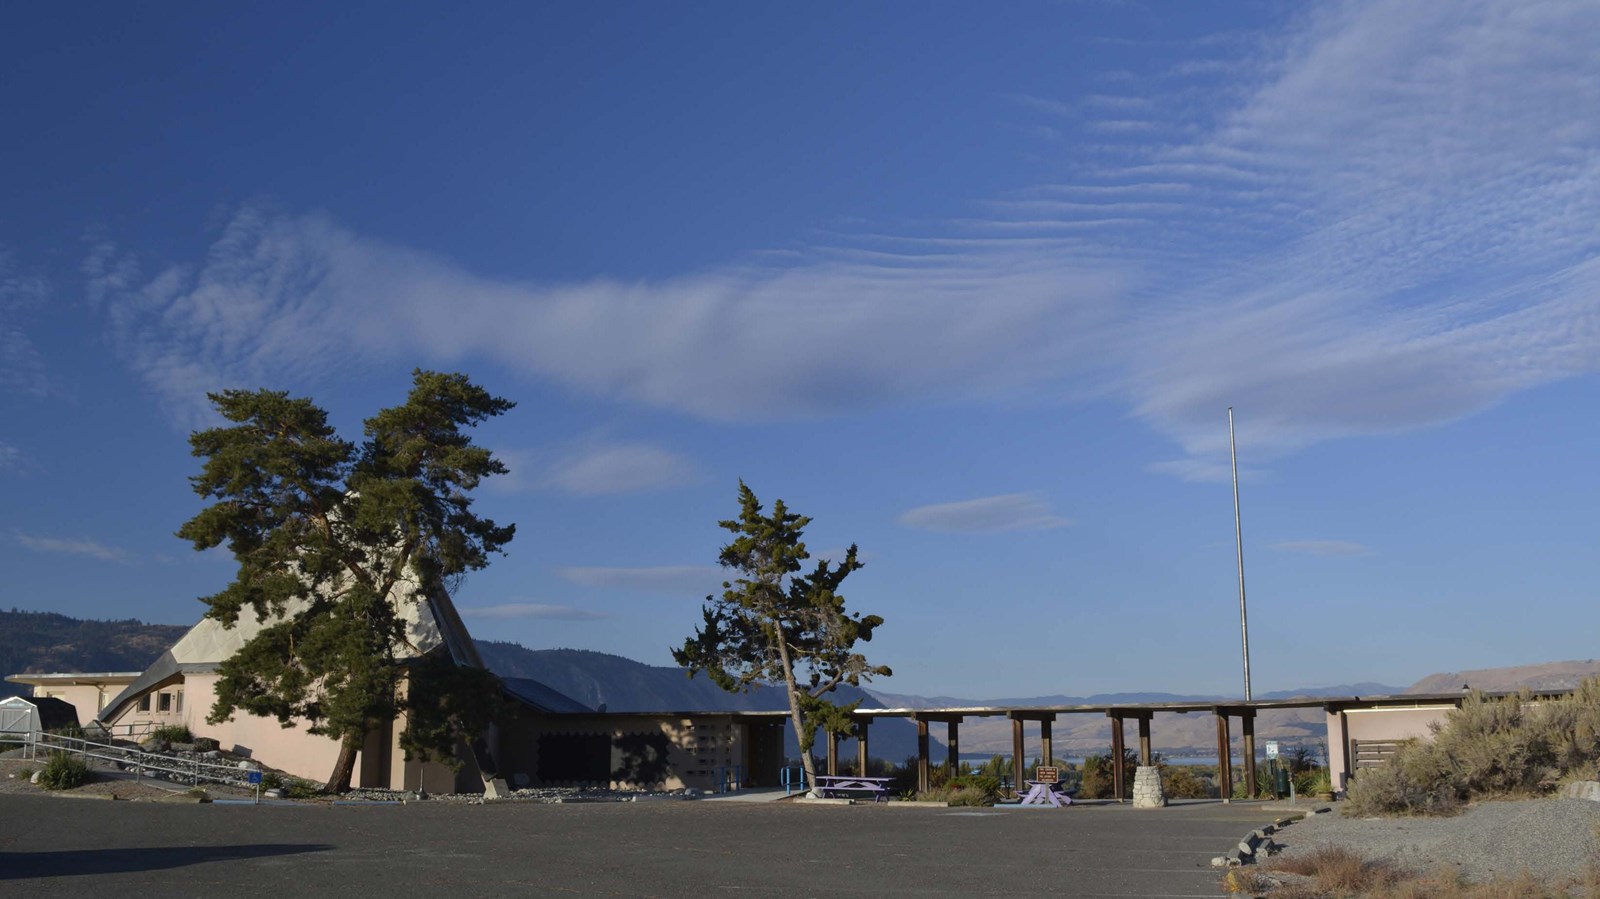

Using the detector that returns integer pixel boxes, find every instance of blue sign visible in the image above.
[247,770,263,785]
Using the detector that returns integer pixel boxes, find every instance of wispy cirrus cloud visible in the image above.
[898,493,1069,534]
[541,444,697,496]
[87,0,1600,476]
[87,206,1126,430]
[13,532,136,564]
[0,249,49,400]
[1272,540,1370,557]
[458,602,607,621]
[558,565,723,596]
[492,441,698,496]
[1145,459,1266,485]
[0,443,25,473]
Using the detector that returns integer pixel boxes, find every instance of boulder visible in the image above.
[1559,781,1600,802]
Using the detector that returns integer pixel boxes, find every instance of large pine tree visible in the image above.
[176,369,514,792]
[673,482,890,791]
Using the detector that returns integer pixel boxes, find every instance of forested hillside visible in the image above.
[0,610,186,697]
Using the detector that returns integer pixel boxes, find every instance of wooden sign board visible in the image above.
[1035,766,1060,783]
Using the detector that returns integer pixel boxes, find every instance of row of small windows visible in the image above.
[136,690,182,714]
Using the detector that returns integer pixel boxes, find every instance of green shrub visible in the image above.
[947,773,1000,801]
[1293,767,1333,796]
[150,724,193,743]
[1345,680,1600,816]
[281,777,321,799]
[916,783,993,806]
[37,751,91,790]
[1159,764,1215,799]
[260,771,284,791]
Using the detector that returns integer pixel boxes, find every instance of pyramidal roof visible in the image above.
[99,575,484,724]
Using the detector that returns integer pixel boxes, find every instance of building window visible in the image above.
[138,695,151,712]
[175,690,183,713]
[158,692,172,713]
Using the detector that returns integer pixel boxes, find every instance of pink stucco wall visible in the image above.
[1326,704,1455,792]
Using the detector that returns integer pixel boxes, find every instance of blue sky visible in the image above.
[2,1,1597,698]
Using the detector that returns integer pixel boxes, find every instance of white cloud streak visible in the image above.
[13,532,136,564]
[0,249,49,400]
[0,443,24,473]
[458,602,607,621]
[557,566,723,596]
[542,444,697,496]
[1271,540,1370,557]
[491,441,698,496]
[88,1,1600,474]
[898,493,1070,534]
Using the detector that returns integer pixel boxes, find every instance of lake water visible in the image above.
[957,755,1247,767]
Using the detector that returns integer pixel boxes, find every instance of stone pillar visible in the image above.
[1132,766,1166,808]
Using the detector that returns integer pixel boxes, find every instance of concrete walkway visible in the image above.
[697,786,795,803]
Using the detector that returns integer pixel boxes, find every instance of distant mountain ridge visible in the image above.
[10,609,1597,760]
[1407,660,1600,695]
[0,610,187,698]
[864,682,1405,710]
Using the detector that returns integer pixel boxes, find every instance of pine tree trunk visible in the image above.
[771,624,817,794]
[325,729,363,794]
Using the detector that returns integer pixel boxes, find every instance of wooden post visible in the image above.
[1215,712,1233,801]
[946,719,960,778]
[1241,711,1257,799]
[856,718,870,776]
[1039,718,1053,766]
[1011,716,1025,794]
[826,729,839,776]
[1138,715,1152,766]
[916,717,930,794]
[1110,714,1126,802]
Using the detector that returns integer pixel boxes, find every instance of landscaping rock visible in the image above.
[1558,781,1600,802]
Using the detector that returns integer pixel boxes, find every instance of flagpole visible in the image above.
[1229,406,1252,702]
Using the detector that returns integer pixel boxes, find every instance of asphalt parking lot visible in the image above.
[0,794,1283,897]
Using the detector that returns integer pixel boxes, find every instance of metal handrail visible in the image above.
[27,732,262,789]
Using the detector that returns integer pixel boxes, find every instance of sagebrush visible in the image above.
[1347,677,1600,816]
[37,751,90,790]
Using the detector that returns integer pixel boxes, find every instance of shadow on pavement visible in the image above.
[2,843,333,879]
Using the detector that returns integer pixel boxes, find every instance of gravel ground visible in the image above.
[1274,797,1600,885]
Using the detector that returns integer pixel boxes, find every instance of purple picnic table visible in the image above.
[1017,780,1073,807]
[814,775,893,801]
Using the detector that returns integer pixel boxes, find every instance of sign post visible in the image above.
[248,769,263,804]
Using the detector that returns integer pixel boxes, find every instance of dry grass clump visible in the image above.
[1268,846,1407,893]
[1346,677,1600,816]
[1242,848,1597,898]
